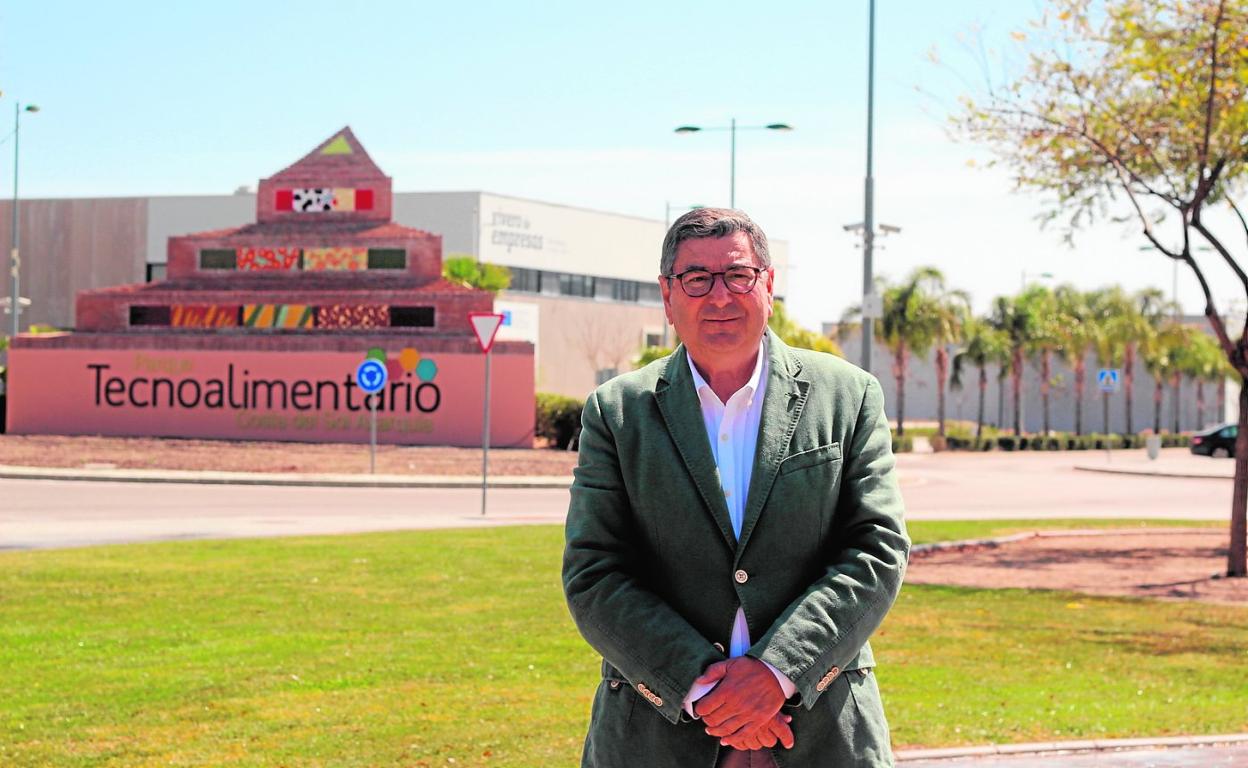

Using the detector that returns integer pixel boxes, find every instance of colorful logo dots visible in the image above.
[416,359,438,382]
[385,357,404,382]
[399,347,420,372]
[365,347,386,363]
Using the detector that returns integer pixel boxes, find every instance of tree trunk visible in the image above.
[1040,348,1051,435]
[1154,377,1164,433]
[1124,342,1135,435]
[1196,380,1206,429]
[977,365,987,440]
[1074,356,1086,436]
[936,347,948,437]
[1171,371,1182,434]
[1012,346,1023,435]
[1102,391,1110,435]
[1228,381,1248,577]
[893,345,907,435]
[997,376,1005,428]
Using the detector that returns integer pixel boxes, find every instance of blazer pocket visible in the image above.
[779,442,842,475]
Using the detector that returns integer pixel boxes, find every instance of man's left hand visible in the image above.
[693,657,787,742]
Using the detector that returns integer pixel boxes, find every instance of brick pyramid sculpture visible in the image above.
[9,129,535,446]
[77,127,488,334]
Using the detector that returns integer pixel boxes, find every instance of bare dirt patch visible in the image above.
[907,529,1246,605]
[0,435,578,476]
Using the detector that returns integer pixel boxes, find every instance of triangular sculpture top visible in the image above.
[257,126,392,223]
[320,134,353,155]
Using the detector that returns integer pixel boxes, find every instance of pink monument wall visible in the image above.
[7,346,535,447]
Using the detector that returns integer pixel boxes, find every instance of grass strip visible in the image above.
[0,521,1242,767]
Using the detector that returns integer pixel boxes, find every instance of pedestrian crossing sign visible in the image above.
[1097,368,1121,393]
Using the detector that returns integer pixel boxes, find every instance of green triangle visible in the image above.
[321,135,353,155]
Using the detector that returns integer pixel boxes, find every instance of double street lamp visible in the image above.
[674,119,793,208]
[8,101,39,341]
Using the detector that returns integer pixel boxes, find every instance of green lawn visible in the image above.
[0,520,1243,767]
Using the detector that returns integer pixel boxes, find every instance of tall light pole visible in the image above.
[674,120,793,208]
[861,0,878,374]
[9,102,39,341]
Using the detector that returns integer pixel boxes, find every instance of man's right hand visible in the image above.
[720,713,794,751]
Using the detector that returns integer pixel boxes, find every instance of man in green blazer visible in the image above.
[563,208,909,767]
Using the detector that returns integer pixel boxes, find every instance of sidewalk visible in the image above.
[897,734,1248,766]
[0,463,573,489]
[1072,449,1232,479]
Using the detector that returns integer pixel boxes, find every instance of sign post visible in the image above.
[469,312,506,516]
[355,358,388,474]
[1097,368,1121,463]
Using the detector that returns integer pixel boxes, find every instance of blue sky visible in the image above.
[0,1,1226,329]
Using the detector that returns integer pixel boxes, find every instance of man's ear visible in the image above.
[659,276,674,325]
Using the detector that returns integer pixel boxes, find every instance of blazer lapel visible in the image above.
[736,331,810,557]
[653,346,737,551]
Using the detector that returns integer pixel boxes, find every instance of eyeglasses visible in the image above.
[664,266,765,297]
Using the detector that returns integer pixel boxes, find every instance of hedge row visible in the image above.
[941,432,1190,452]
[536,392,583,449]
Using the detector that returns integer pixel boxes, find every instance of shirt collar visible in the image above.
[686,336,768,405]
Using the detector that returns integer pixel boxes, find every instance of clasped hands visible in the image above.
[693,657,794,751]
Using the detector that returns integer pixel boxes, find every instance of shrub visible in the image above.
[892,434,914,453]
[997,436,1017,451]
[536,392,584,449]
[929,435,948,452]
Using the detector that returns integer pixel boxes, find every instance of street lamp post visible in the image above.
[674,120,793,208]
[9,102,39,341]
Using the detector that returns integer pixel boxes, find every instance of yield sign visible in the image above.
[469,312,505,353]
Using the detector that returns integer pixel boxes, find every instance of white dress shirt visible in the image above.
[682,337,797,717]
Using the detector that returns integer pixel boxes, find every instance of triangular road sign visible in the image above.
[469,312,505,353]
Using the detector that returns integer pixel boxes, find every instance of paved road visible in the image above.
[0,450,1229,549]
[903,743,1248,766]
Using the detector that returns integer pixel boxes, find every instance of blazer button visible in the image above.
[713,642,726,654]
[734,569,749,584]
[609,680,620,689]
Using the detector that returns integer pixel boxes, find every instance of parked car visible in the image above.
[1190,423,1237,458]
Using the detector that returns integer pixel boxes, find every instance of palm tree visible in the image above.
[872,267,951,436]
[989,294,1038,435]
[1055,286,1097,435]
[951,318,1008,439]
[1088,287,1137,435]
[1125,289,1171,435]
[1018,286,1063,435]
[1177,331,1229,430]
[926,282,971,437]
[1140,322,1192,434]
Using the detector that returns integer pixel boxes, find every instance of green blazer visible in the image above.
[563,331,909,768]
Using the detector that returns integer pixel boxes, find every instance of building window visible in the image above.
[644,331,664,348]
[367,248,407,269]
[130,306,171,326]
[199,249,237,270]
[510,267,541,293]
[145,264,167,283]
[613,280,639,302]
[390,306,436,327]
[638,282,662,305]
[559,273,595,297]
[595,368,619,385]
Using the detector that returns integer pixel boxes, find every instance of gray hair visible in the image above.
[660,208,770,276]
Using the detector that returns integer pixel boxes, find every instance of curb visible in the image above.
[1073,464,1230,480]
[896,733,1248,762]
[0,464,573,489]
[909,527,1216,557]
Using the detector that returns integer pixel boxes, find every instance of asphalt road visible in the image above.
[0,450,1229,550]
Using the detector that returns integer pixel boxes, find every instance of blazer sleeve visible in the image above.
[748,376,909,707]
[562,390,723,725]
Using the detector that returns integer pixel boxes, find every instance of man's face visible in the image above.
[660,232,775,367]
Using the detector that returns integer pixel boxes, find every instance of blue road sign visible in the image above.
[356,359,388,394]
[1097,368,1121,393]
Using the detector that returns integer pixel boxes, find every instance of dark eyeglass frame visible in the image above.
[663,266,766,297]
